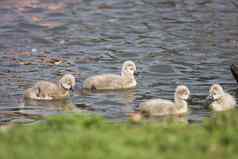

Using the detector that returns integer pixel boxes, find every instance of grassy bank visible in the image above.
[0,111,238,159]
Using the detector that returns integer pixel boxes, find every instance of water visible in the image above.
[0,0,238,124]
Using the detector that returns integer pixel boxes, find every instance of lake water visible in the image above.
[0,0,238,124]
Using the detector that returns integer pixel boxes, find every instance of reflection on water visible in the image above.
[23,98,80,114]
[0,99,82,124]
[77,88,137,121]
[0,0,238,123]
[80,88,136,104]
[143,115,189,125]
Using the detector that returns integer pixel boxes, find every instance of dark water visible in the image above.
[1,0,238,123]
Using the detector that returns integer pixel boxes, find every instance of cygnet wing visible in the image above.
[224,93,236,108]
[83,74,123,90]
[140,99,176,116]
[33,81,60,98]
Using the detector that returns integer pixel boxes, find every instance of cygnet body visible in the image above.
[208,84,236,111]
[83,61,137,90]
[24,74,76,100]
[139,85,190,116]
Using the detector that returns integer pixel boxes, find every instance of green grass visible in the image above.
[0,111,238,159]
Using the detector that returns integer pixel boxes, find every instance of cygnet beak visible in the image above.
[206,95,214,101]
[134,71,139,76]
[70,87,74,91]
[205,95,214,108]
[186,96,192,103]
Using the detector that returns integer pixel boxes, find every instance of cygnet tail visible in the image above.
[83,79,95,90]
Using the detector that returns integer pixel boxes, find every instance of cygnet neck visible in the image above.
[175,96,188,110]
[121,71,135,82]
[57,81,69,93]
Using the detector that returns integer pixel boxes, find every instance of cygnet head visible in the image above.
[208,84,225,101]
[59,74,76,90]
[175,85,190,100]
[121,60,137,77]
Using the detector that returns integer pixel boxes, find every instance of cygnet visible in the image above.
[139,85,190,116]
[207,84,236,111]
[24,74,76,100]
[83,61,137,90]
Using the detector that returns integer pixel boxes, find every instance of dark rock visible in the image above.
[231,64,238,83]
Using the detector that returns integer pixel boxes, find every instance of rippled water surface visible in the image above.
[1,0,238,123]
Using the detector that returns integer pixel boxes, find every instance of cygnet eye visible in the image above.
[130,67,134,71]
[126,65,132,70]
